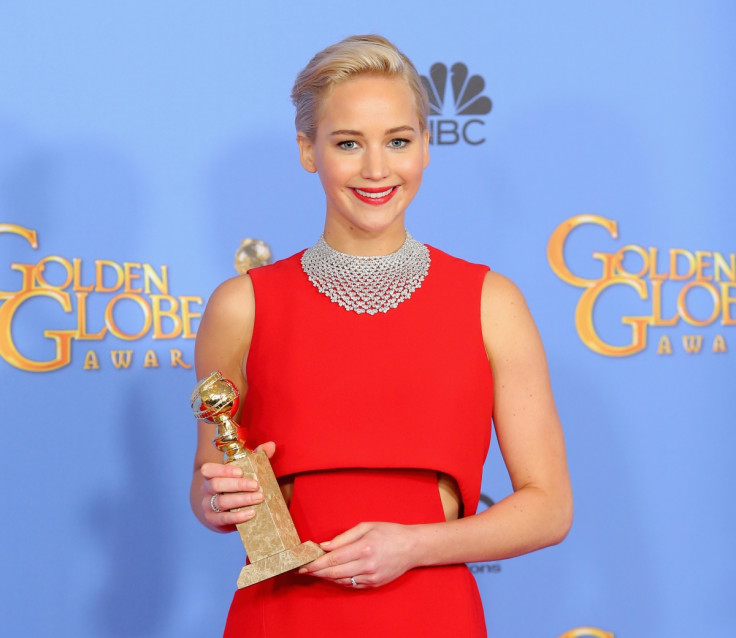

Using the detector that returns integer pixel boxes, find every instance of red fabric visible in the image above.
[244,246,493,515]
[224,469,486,637]
[225,246,493,637]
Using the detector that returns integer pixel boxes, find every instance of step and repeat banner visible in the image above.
[2,3,734,637]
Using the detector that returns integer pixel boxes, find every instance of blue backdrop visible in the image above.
[2,2,734,637]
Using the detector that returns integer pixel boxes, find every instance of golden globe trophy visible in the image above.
[191,371,324,588]
[234,238,273,274]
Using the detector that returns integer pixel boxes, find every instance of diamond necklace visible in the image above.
[301,232,431,315]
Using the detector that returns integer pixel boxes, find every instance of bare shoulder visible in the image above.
[198,275,255,346]
[195,275,255,383]
[205,274,255,316]
[480,271,529,316]
[480,271,544,370]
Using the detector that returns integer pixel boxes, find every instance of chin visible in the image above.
[352,218,405,235]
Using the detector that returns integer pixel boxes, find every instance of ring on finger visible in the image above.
[210,493,223,513]
[350,576,357,587]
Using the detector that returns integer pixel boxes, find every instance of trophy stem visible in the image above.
[213,415,249,462]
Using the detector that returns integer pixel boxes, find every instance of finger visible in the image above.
[253,441,276,459]
[204,502,257,527]
[200,462,244,479]
[203,476,260,496]
[335,576,366,589]
[210,489,265,511]
[300,541,367,576]
[319,522,371,551]
[302,558,365,582]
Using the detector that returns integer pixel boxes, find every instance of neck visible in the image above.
[322,225,407,257]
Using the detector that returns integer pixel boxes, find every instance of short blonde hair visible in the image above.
[291,34,429,140]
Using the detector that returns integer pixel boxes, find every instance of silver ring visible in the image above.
[350,576,357,587]
[210,493,223,513]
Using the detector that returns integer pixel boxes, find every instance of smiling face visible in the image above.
[297,74,430,254]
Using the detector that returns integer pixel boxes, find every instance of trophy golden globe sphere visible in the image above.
[191,371,240,424]
[234,238,273,274]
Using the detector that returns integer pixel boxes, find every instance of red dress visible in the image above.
[224,246,493,637]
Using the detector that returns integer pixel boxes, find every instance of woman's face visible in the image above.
[298,74,429,246]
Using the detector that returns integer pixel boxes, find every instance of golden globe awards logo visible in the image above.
[421,62,492,145]
[548,215,734,356]
[0,224,202,372]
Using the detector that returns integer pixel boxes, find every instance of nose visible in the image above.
[361,145,389,181]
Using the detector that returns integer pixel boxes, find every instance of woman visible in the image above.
[191,34,572,637]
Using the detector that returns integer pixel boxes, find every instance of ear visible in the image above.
[297,132,317,173]
[422,128,430,169]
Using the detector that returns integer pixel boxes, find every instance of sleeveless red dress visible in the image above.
[224,246,493,637]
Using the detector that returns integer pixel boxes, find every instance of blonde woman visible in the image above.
[191,34,572,637]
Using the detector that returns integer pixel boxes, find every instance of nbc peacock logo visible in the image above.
[421,62,493,146]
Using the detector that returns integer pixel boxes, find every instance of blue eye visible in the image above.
[338,140,358,150]
[389,138,409,149]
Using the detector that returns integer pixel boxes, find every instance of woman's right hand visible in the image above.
[198,441,276,530]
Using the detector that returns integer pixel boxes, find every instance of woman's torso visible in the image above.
[240,245,494,518]
[223,245,493,637]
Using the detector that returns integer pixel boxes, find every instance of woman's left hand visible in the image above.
[298,522,418,589]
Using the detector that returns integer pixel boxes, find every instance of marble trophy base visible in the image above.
[231,449,325,589]
[237,540,325,588]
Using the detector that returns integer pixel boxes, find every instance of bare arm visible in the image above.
[303,271,572,585]
[410,270,572,563]
[189,275,267,533]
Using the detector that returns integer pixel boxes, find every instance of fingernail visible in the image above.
[298,567,308,574]
[245,480,258,490]
[232,468,243,477]
[253,492,264,502]
[320,541,332,548]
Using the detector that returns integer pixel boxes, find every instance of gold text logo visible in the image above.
[548,215,734,356]
[0,224,203,372]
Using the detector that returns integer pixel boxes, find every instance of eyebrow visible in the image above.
[329,125,416,137]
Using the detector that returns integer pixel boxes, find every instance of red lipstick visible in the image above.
[350,186,398,205]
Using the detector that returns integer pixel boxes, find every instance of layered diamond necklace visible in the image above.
[301,232,431,315]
